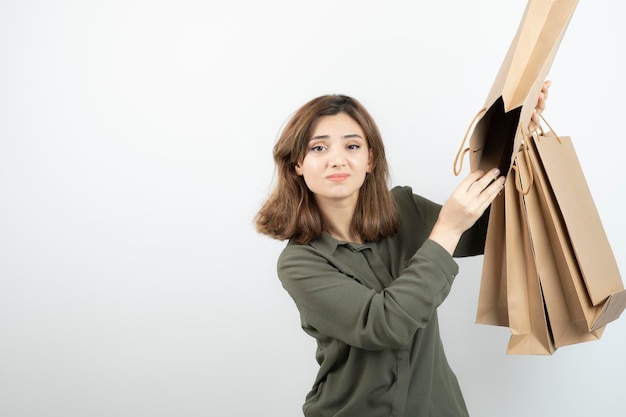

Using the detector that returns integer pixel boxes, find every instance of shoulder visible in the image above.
[276,239,352,295]
[278,240,317,263]
[390,185,441,219]
[390,185,413,200]
[277,240,331,277]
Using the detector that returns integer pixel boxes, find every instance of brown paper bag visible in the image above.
[454,0,578,177]
[480,131,626,354]
[517,143,603,347]
[475,191,508,327]
[528,131,626,331]
[504,160,555,355]
[462,0,625,354]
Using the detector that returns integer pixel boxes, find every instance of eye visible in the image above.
[310,144,326,152]
[347,144,361,150]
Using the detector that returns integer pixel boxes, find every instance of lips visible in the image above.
[327,173,350,182]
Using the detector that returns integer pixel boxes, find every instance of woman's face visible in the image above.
[295,112,372,209]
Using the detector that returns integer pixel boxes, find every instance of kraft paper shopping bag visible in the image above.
[529,132,626,331]
[454,0,578,177]
[475,191,509,327]
[504,159,555,355]
[518,143,603,347]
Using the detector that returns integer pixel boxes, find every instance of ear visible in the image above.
[295,162,303,176]
[367,150,373,173]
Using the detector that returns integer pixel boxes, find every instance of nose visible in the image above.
[329,149,347,168]
[330,156,346,168]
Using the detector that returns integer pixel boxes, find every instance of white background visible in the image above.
[1,1,625,416]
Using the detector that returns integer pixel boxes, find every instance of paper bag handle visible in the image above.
[511,126,534,196]
[454,107,487,176]
[511,115,564,195]
[534,114,562,144]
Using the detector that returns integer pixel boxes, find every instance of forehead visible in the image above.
[310,112,364,138]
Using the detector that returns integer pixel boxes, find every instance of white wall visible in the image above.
[1,1,625,416]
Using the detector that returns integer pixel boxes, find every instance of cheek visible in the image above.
[300,156,322,173]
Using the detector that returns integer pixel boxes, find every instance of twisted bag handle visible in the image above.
[511,122,534,196]
[511,114,561,195]
[453,107,487,176]
[534,114,562,145]
[453,108,561,196]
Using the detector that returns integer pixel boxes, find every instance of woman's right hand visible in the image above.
[429,168,505,255]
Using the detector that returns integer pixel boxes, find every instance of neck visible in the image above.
[316,197,361,243]
[328,227,362,244]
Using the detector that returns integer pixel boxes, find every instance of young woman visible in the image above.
[255,86,549,417]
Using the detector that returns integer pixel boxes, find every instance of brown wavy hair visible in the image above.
[255,95,399,244]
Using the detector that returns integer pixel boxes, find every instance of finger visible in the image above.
[531,94,546,128]
[538,81,551,105]
[486,174,506,195]
[535,92,546,111]
[478,175,506,207]
[468,168,501,194]
[477,168,502,190]
[531,109,539,126]
[462,170,485,191]
[543,80,552,98]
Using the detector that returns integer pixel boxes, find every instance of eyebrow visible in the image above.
[309,134,364,141]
